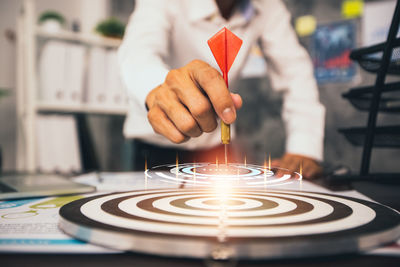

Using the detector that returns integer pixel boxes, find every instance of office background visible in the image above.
[0,0,398,174]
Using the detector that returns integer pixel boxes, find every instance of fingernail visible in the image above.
[222,108,235,123]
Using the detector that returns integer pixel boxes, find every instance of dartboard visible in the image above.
[59,188,400,259]
[145,163,301,188]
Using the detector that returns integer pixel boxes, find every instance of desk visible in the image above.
[1,177,399,267]
[1,252,400,267]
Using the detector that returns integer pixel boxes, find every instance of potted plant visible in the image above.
[95,17,125,39]
[0,88,8,98]
[38,10,66,33]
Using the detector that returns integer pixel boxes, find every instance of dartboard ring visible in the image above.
[59,188,400,259]
[145,163,301,188]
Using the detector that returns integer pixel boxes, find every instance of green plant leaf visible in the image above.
[0,88,9,98]
[95,17,125,39]
[38,11,66,25]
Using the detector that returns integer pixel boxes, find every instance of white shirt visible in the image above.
[118,0,325,161]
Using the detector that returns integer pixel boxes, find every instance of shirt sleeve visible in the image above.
[259,0,325,161]
[118,0,171,115]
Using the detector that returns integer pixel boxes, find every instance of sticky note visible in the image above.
[295,15,317,37]
[342,0,364,19]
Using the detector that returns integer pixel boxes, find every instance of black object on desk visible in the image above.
[0,173,95,200]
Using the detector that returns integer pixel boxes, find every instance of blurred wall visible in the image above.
[1,0,398,174]
[235,0,400,174]
[0,0,21,172]
[0,0,109,172]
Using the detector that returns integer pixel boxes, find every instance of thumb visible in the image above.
[231,93,242,110]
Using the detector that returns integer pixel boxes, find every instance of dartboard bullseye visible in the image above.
[59,188,400,259]
[145,163,300,188]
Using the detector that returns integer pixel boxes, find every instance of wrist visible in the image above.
[145,86,158,112]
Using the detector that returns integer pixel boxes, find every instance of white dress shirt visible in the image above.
[118,0,326,161]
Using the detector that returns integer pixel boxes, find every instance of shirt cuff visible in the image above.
[285,131,324,162]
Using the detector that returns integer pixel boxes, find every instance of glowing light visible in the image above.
[213,177,232,243]
[268,154,271,170]
[150,163,299,188]
[299,162,303,178]
[175,153,179,177]
[144,156,148,190]
[263,155,268,190]
[224,144,228,165]
[299,161,303,191]
[212,167,233,200]
[216,156,219,168]
[244,155,247,167]
[214,181,229,202]
[193,162,196,187]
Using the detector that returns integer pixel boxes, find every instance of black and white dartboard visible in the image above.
[59,187,400,259]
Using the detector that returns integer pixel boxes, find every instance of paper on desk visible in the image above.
[72,172,179,192]
[0,172,179,254]
[0,195,118,253]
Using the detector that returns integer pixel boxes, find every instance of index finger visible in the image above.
[188,60,236,124]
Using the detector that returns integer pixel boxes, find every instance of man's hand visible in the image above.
[146,60,242,143]
[271,153,323,179]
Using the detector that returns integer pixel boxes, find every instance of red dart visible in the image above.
[208,27,242,164]
[208,27,243,87]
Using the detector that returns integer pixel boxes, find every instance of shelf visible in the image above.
[339,125,400,148]
[350,39,400,75]
[36,28,122,48]
[36,102,128,115]
[345,81,400,95]
[344,95,400,112]
[343,82,400,112]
